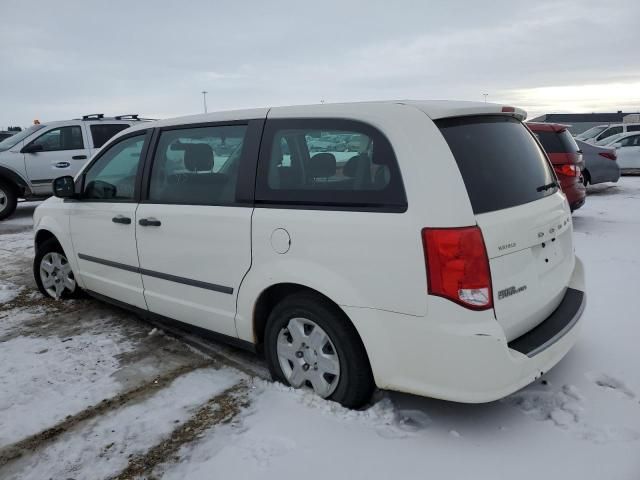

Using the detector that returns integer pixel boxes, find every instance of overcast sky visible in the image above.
[1,0,639,127]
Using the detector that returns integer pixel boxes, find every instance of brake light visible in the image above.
[421,227,493,310]
[599,151,617,161]
[554,164,579,177]
[501,106,515,113]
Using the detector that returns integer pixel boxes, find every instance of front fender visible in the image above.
[34,206,84,289]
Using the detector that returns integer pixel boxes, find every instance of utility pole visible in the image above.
[482,93,488,103]
[202,91,208,113]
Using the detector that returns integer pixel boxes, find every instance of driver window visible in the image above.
[83,134,145,201]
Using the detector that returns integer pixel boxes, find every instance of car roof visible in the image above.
[123,100,527,136]
[31,117,142,129]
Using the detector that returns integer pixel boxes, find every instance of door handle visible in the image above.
[72,155,88,160]
[138,217,161,227]
[112,215,132,225]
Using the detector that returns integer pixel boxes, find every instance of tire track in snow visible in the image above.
[110,381,250,480]
[0,360,215,467]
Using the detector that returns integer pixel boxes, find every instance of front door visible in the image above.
[616,134,640,170]
[69,130,151,309]
[23,124,89,194]
[135,122,259,337]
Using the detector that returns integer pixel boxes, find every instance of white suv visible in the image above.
[577,123,640,145]
[0,114,148,220]
[33,101,586,408]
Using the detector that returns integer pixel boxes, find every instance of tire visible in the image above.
[33,238,82,300]
[0,179,18,221]
[582,170,590,187]
[264,292,375,408]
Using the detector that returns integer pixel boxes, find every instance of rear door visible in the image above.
[436,115,574,341]
[134,120,263,338]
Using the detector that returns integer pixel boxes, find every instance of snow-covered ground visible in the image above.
[1,179,639,479]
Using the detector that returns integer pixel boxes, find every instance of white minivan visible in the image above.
[33,101,586,408]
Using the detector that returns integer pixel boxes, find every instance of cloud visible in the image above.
[0,0,638,126]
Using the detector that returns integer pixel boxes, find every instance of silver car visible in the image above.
[576,139,620,186]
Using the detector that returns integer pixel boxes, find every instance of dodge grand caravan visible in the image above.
[33,101,586,408]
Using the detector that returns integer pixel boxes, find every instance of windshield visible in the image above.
[0,125,45,152]
[575,125,607,140]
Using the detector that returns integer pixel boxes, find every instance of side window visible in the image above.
[82,134,145,201]
[627,125,640,132]
[90,124,130,148]
[620,135,640,147]
[30,126,84,151]
[599,126,623,141]
[148,125,247,205]
[256,119,406,211]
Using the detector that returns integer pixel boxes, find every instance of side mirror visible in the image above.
[21,143,44,154]
[52,176,76,198]
[613,143,622,148]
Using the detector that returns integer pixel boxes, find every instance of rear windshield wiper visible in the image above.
[536,181,558,192]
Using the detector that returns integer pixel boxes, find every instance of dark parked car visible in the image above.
[575,139,620,186]
[527,122,586,212]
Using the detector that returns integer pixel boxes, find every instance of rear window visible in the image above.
[91,124,130,148]
[436,116,557,215]
[532,129,579,154]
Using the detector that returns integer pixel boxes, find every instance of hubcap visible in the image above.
[276,317,340,398]
[40,252,76,299]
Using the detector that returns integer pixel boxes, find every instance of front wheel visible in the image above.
[264,293,375,408]
[0,180,18,221]
[34,238,81,300]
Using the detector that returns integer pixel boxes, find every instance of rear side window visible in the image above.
[598,126,623,140]
[436,116,557,215]
[627,125,640,132]
[91,124,130,148]
[255,119,406,211]
[532,129,579,154]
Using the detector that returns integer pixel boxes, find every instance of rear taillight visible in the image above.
[554,164,579,177]
[421,227,493,310]
[599,151,617,161]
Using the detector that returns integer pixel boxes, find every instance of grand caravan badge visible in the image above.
[498,285,527,300]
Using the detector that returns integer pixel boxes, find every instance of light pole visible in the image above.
[202,91,208,113]
[482,93,488,103]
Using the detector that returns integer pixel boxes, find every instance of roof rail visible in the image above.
[82,113,104,120]
[114,114,139,120]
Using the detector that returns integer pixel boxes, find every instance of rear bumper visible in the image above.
[346,256,586,403]
[560,178,586,211]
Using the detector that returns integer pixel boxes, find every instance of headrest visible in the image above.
[343,154,369,178]
[184,144,214,172]
[308,153,336,178]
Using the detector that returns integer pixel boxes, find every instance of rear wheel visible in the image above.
[264,292,375,408]
[0,180,18,221]
[34,238,81,300]
[582,170,590,187]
